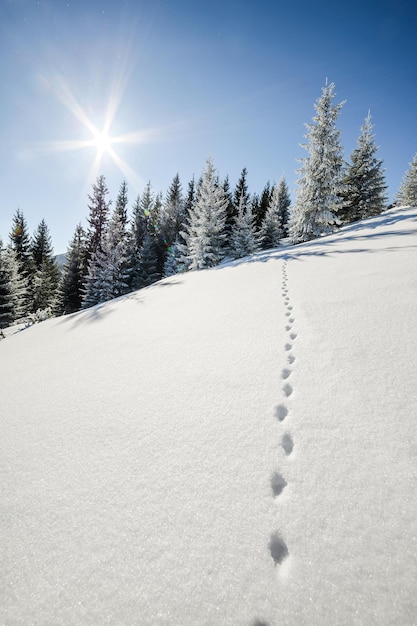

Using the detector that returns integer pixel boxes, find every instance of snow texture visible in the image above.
[1,206,417,625]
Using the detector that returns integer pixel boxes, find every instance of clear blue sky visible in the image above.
[1,0,416,253]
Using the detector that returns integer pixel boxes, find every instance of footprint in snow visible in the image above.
[271,471,287,497]
[289,332,297,340]
[282,433,294,455]
[284,343,292,352]
[275,404,288,422]
[269,533,289,565]
[288,317,295,324]
[283,383,293,397]
[287,354,295,365]
[281,368,291,380]
[285,325,292,332]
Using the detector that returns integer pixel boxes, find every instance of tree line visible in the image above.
[1,82,416,331]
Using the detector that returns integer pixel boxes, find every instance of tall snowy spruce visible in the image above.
[289,82,345,243]
[258,181,285,249]
[395,153,417,207]
[8,209,33,315]
[339,112,387,223]
[56,224,86,314]
[230,190,259,259]
[0,241,14,329]
[84,175,111,270]
[183,158,228,270]
[30,219,60,312]
[82,195,131,308]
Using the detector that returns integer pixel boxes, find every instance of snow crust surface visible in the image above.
[1,207,417,625]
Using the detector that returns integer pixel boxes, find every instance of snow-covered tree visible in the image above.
[160,174,184,252]
[136,231,160,287]
[395,153,417,207]
[276,177,291,236]
[85,175,111,266]
[9,208,33,314]
[30,219,60,312]
[82,202,131,308]
[289,82,345,243]
[259,181,286,249]
[56,224,87,314]
[0,241,14,329]
[182,158,228,270]
[230,191,259,259]
[339,112,387,223]
[252,181,273,229]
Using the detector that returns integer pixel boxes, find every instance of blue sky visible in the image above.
[1,0,416,253]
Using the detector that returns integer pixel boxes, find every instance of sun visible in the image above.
[90,128,113,158]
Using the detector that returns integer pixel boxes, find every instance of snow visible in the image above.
[1,206,417,625]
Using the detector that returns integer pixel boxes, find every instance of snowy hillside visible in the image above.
[1,206,417,625]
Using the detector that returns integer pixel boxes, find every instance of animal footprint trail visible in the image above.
[268,258,298,570]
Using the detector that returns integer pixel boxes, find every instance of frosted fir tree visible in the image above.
[85,175,111,268]
[82,203,131,308]
[30,219,60,312]
[395,153,417,207]
[339,112,387,223]
[289,82,345,243]
[9,208,33,315]
[160,174,184,252]
[276,177,291,236]
[163,237,182,277]
[0,240,14,329]
[252,181,273,229]
[230,191,260,259]
[183,158,228,270]
[259,180,288,249]
[56,224,86,314]
[137,231,161,287]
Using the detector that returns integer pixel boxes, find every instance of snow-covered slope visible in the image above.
[1,207,417,625]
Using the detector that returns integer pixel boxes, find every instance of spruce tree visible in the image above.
[259,182,286,249]
[160,174,184,251]
[183,158,228,270]
[339,112,387,223]
[252,181,273,229]
[395,154,417,207]
[289,82,345,243]
[0,241,14,329]
[276,177,291,236]
[9,209,33,314]
[85,175,111,267]
[30,219,60,312]
[230,191,259,259]
[56,224,87,314]
[82,204,131,308]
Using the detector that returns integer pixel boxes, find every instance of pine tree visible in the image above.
[276,177,291,236]
[9,209,33,314]
[160,174,184,251]
[0,240,14,329]
[30,219,60,312]
[137,231,160,287]
[223,174,235,233]
[395,153,417,207]
[85,175,111,267]
[289,82,345,243]
[339,112,387,223]
[176,177,196,271]
[230,191,259,259]
[183,158,228,270]
[259,182,286,249]
[252,181,273,229]
[129,193,146,291]
[82,204,131,308]
[56,224,87,314]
